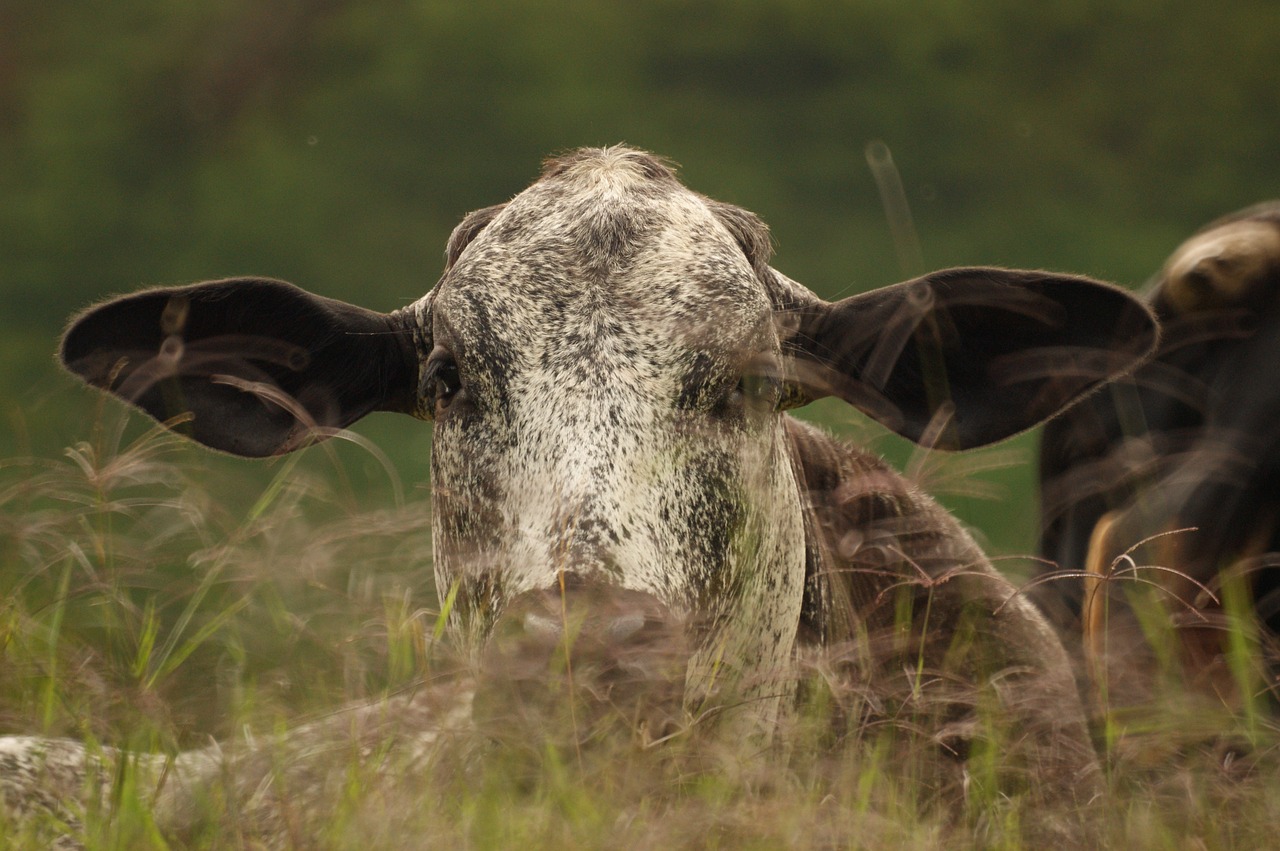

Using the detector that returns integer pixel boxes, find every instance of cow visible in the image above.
[1039,201,1280,707]
[4,146,1157,845]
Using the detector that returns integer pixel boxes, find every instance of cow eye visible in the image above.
[738,352,784,409]
[714,371,781,420]
[738,373,782,408]
[422,349,462,415]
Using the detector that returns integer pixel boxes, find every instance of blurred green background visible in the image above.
[3,0,1278,558]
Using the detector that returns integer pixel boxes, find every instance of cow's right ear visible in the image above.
[777,267,1159,450]
[60,278,420,457]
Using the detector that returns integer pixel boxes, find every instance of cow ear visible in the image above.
[782,267,1159,450]
[60,278,420,457]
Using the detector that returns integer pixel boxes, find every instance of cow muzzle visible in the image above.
[472,575,689,745]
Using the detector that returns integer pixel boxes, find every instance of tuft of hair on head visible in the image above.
[540,145,679,183]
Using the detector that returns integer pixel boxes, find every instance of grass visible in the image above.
[3,413,1280,849]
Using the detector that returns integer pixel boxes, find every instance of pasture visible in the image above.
[5,3,1280,847]
[2,407,1278,849]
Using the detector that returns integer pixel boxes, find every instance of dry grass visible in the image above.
[2,415,1279,849]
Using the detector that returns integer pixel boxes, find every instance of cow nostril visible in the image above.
[492,584,682,664]
[605,611,647,643]
[522,611,563,641]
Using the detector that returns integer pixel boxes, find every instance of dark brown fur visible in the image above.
[1040,202,1280,706]
[790,419,1099,817]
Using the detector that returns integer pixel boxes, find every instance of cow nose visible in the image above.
[474,576,689,743]
[488,576,682,668]
[514,601,650,645]
[514,606,650,639]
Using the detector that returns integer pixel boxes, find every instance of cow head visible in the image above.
[60,147,1157,722]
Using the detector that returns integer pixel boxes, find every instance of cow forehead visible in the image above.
[432,150,776,356]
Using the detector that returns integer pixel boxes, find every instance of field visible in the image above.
[5,2,1280,845]
[2,407,1278,849]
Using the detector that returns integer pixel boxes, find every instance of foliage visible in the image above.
[0,409,433,746]
[4,1,1280,543]
[2,426,1280,848]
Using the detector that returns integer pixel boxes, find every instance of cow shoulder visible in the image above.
[785,417,1066,664]
[784,417,1097,809]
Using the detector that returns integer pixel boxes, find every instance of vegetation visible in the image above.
[5,0,1280,552]
[4,2,1280,847]
[2,415,1279,849]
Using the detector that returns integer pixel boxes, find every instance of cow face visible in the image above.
[414,151,807,693]
[60,146,1158,721]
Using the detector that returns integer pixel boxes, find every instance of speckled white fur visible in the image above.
[420,151,806,711]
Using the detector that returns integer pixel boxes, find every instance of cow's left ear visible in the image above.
[60,278,420,457]
[780,267,1159,450]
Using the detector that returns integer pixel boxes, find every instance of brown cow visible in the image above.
[1040,202,1280,707]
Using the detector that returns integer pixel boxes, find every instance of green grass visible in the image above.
[3,414,1280,849]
